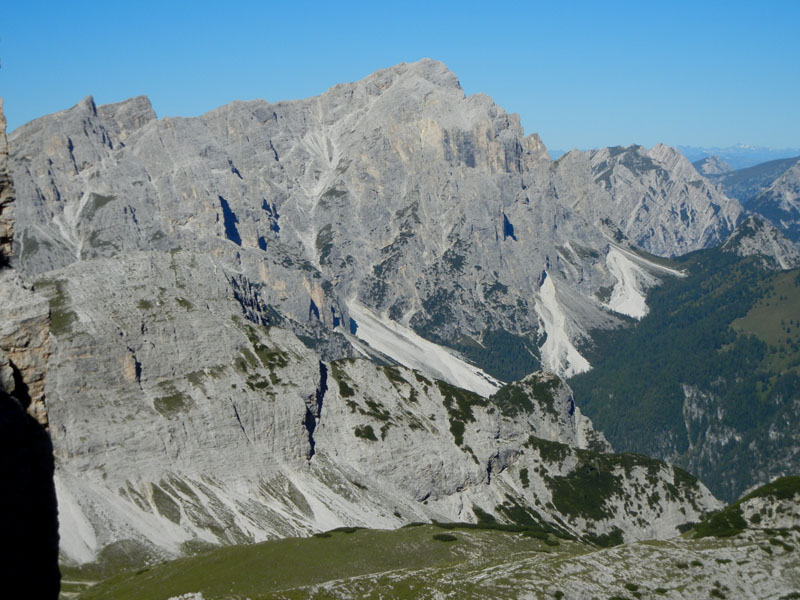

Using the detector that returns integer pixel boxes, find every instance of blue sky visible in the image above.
[3,1,799,151]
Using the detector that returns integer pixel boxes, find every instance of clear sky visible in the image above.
[3,0,799,151]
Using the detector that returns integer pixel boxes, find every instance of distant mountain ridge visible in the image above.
[703,155,800,204]
[679,144,800,170]
[749,160,800,243]
[692,155,732,175]
[693,154,800,244]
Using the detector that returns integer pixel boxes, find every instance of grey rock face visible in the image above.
[555,144,742,257]
[0,99,13,264]
[722,215,800,269]
[0,269,51,424]
[9,59,741,380]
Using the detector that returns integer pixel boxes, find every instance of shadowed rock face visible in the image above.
[0,97,60,598]
[0,390,60,598]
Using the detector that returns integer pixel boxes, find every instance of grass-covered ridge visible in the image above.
[740,475,800,503]
[66,520,800,600]
[691,476,800,539]
[72,525,576,600]
[492,371,562,418]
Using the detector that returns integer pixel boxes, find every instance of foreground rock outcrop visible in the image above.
[0,98,60,598]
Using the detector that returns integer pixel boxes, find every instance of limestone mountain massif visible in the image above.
[9,59,743,381]
[1,60,763,569]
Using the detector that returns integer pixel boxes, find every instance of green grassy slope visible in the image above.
[71,525,573,600]
[69,516,800,600]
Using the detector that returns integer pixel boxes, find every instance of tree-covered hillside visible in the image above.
[570,247,800,502]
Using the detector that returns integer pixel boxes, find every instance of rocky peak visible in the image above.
[96,95,157,142]
[693,154,733,175]
[722,214,800,270]
[648,143,708,182]
[387,57,463,91]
